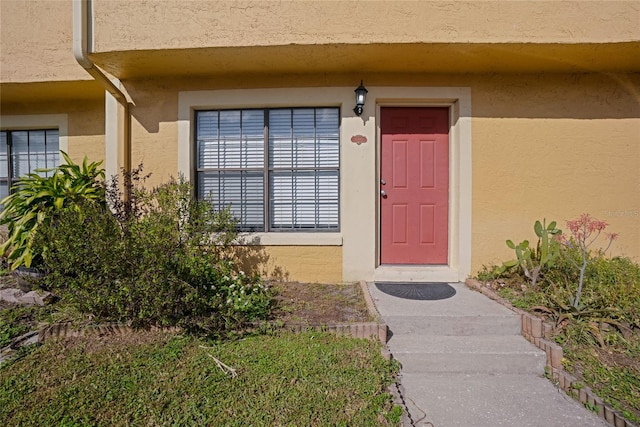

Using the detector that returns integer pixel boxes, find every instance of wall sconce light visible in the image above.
[353,80,368,116]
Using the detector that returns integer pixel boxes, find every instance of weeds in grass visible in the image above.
[564,342,640,423]
[0,306,31,348]
[584,401,599,414]
[0,304,56,348]
[0,331,400,426]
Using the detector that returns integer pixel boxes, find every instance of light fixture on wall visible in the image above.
[353,81,368,116]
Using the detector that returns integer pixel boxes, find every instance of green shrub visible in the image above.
[0,152,105,269]
[545,245,640,327]
[34,169,272,335]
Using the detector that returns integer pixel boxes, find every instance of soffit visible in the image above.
[88,42,640,80]
[0,81,105,108]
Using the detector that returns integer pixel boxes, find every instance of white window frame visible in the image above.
[179,89,348,246]
[195,107,341,232]
[0,114,68,200]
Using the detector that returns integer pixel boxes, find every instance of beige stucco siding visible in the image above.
[121,72,639,282]
[235,246,343,284]
[3,1,638,88]
[4,0,637,78]
[471,74,640,271]
[85,1,640,79]
[125,82,179,182]
[473,117,640,270]
[0,0,91,83]
[93,0,639,51]
[66,102,107,165]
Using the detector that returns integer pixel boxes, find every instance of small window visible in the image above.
[195,108,340,232]
[0,129,60,203]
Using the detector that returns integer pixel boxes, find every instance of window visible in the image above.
[196,107,340,232]
[0,129,60,202]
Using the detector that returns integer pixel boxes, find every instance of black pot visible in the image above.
[13,266,47,292]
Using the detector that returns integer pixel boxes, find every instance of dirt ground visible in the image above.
[270,281,373,325]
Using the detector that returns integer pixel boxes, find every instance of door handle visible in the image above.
[380,190,387,198]
[380,179,386,185]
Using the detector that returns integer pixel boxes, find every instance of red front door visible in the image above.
[380,107,449,264]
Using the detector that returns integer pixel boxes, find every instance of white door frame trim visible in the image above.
[371,87,471,283]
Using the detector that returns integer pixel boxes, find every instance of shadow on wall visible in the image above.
[231,235,290,283]
[123,71,640,135]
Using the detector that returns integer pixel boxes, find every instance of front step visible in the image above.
[370,283,611,427]
[384,314,522,336]
[389,335,546,374]
[399,372,609,427]
[393,349,546,374]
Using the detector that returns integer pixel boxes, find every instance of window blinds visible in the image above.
[196,107,339,231]
[0,129,59,205]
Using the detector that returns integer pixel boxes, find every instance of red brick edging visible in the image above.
[465,278,638,427]
[282,322,387,342]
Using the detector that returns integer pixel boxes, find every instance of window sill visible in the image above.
[236,232,343,246]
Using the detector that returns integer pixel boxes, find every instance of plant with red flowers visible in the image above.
[561,213,618,309]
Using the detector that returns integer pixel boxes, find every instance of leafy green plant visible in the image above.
[0,152,105,269]
[496,219,562,287]
[34,167,272,335]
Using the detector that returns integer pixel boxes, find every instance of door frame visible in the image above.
[373,91,471,283]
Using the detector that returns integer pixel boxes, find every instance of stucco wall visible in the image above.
[122,72,639,282]
[93,0,639,51]
[125,82,179,182]
[472,73,640,270]
[86,1,640,79]
[3,0,637,82]
[235,246,343,284]
[3,1,638,87]
[66,102,106,165]
[0,0,90,83]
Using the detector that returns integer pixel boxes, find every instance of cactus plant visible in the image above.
[496,219,562,287]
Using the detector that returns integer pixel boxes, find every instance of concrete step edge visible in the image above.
[397,356,547,374]
[388,335,545,353]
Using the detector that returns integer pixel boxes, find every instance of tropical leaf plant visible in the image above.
[0,151,105,269]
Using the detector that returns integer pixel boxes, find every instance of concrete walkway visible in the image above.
[368,282,610,427]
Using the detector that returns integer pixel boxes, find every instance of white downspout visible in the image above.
[72,0,132,188]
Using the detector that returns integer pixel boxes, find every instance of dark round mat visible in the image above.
[375,282,456,301]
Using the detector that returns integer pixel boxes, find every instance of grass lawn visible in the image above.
[1,330,400,426]
[0,281,401,426]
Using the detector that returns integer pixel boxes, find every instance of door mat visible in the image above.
[374,282,456,301]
